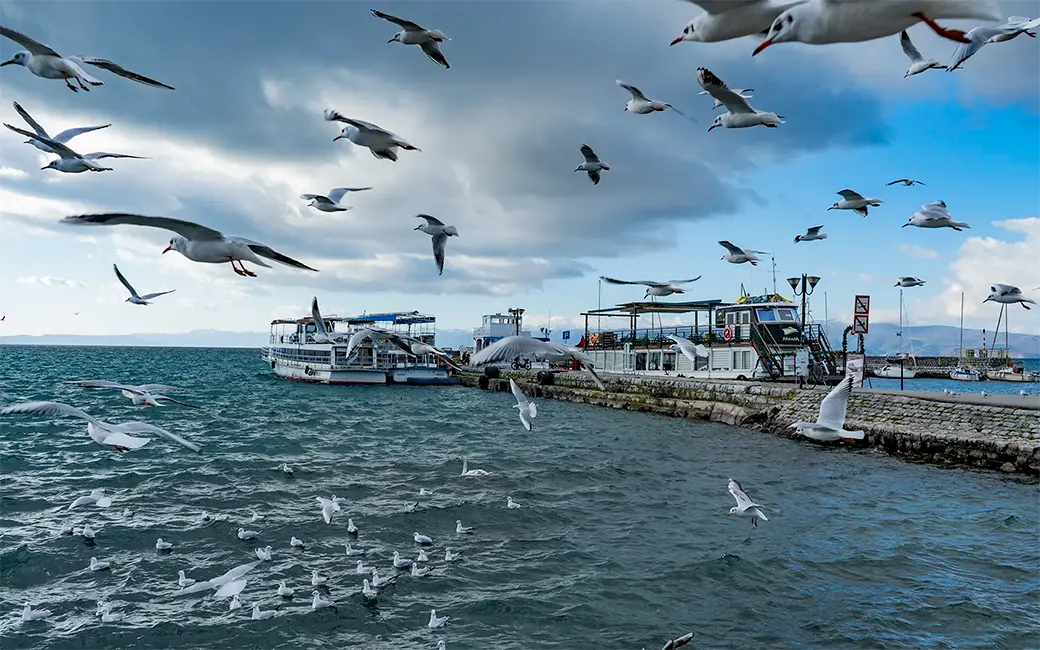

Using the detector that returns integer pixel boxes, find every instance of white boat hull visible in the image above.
[949,368,982,382]
[874,365,917,379]
[269,359,387,385]
[986,369,1038,382]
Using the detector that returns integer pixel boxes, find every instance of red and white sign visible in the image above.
[854,294,870,316]
[852,314,869,334]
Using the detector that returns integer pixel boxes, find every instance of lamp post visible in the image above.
[508,307,525,336]
[787,274,821,387]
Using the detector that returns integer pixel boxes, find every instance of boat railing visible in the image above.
[584,325,750,350]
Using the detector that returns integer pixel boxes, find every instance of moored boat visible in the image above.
[986,364,1038,383]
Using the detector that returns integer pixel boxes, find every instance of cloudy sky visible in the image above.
[1,0,1038,342]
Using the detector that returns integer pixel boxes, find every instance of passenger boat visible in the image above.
[262,308,458,386]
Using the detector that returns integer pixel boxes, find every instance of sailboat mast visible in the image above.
[959,292,964,359]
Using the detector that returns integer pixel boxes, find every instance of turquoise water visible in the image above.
[1,345,1038,649]
[866,359,1040,395]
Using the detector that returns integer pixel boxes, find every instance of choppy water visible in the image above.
[1,345,1038,650]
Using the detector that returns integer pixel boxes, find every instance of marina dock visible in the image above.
[464,371,1040,476]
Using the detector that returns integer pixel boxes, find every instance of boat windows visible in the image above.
[756,309,776,322]
[777,308,795,322]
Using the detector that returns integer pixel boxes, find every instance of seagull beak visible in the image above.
[752,38,774,56]
[40,165,49,170]
[707,123,719,132]
[983,297,991,303]
[670,35,684,46]
[387,37,396,43]
[333,135,344,141]
[162,245,172,254]
[901,223,909,228]
[0,59,14,67]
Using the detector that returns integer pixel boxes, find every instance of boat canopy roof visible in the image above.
[271,311,436,326]
[581,299,725,317]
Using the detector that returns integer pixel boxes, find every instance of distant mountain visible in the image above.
[0,329,269,348]
[822,323,1040,358]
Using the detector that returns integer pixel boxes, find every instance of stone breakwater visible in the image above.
[462,372,1040,477]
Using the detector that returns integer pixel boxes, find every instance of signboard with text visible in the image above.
[562,330,570,341]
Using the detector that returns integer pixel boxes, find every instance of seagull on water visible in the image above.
[455,520,474,534]
[393,551,413,569]
[444,548,460,561]
[277,581,294,598]
[903,201,970,231]
[414,532,434,546]
[300,187,371,213]
[177,570,196,587]
[507,496,522,509]
[371,569,398,590]
[667,335,709,365]
[752,1,1002,55]
[895,277,926,288]
[985,284,1036,310]
[229,595,242,611]
[727,478,768,527]
[316,495,341,525]
[60,213,318,277]
[417,549,429,562]
[362,579,379,599]
[251,603,278,620]
[899,30,947,76]
[616,80,691,119]
[280,463,294,477]
[698,67,783,131]
[311,590,337,613]
[10,100,110,155]
[948,16,1040,70]
[411,563,430,578]
[428,609,449,628]
[63,380,197,409]
[471,335,607,389]
[0,25,175,91]
[356,560,375,575]
[112,264,174,306]
[575,144,610,185]
[509,379,538,432]
[80,524,99,540]
[3,122,146,173]
[347,518,359,536]
[249,510,264,523]
[21,603,52,622]
[325,109,420,162]
[95,601,123,622]
[291,536,305,549]
[829,190,882,217]
[344,543,365,556]
[414,214,459,276]
[790,376,865,441]
[795,225,828,243]
[888,178,926,187]
[69,488,112,510]
[599,276,702,298]
[370,9,450,68]
[237,527,262,540]
[718,240,767,266]
[311,570,327,587]
[155,538,173,552]
[255,546,273,562]
[89,557,110,571]
[670,1,803,44]
[0,401,201,452]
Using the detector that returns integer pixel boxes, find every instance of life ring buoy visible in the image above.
[723,327,734,342]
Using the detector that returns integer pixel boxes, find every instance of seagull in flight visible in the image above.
[370,9,451,69]
[699,87,753,111]
[309,297,340,344]
[575,144,610,185]
[794,225,827,243]
[643,631,695,650]
[828,190,882,217]
[718,240,767,266]
[325,109,420,162]
[414,214,458,275]
[789,375,865,441]
[11,100,110,154]
[509,379,537,432]
[112,264,174,305]
[3,122,146,173]
[667,335,709,364]
[698,67,783,131]
[60,213,318,277]
[599,276,702,298]
[887,178,925,187]
[895,277,926,288]
[471,336,606,390]
[898,30,946,77]
[1,25,173,91]
[984,284,1036,310]
[0,401,201,452]
[902,200,970,231]
[300,187,371,213]
[948,16,1040,70]
[63,379,198,408]
[670,0,803,44]
[615,80,691,119]
[727,478,768,527]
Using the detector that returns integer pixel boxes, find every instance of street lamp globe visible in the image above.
[786,277,800,292]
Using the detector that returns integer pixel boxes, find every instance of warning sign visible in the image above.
[852,314,869,334]
[854,295,870,316]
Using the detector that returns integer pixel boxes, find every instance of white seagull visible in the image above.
[370,9,450,68]
[417,549,429,561]
[428,609,449,628]
[949,16,1040,70]
[0,401,200,452]
[290,536,305,549]
[507,496,522,509]
[347,518,359,536]
[718,240,767,266]
[3,122,146,173]
[752,1,1002,55]
[251,603,278,620]
[112,263,174,305]
[21,603,52,622]
[280,463,294,477]
[666,335,709,365]
[255,545,273,562]
[895,277,926,288]
[455,520,473,534]
[575,144,610,185]
[155,538,173,551]
[888,178,926,187]
[444,548,460,561]
[699,87,754,111]
[509,379,538,432]
[414,532,434,546]
[393,551,413,569]
[309,297,340,344]
[414,214,459,275]
[0,25,175,91]
[277,581,294,598]
[316,495,341,525]
[237,527,262,540]
[311,590,337,613]
[789,375,865,441]
[616,79,690,119]
[177,570,196,587]
[644,632,695,650]
[599,276,702,298]
[325,109,420,162]
[356,560,375,575]
[903,200,970,231]
[361,579,379,599]
[11,100,110,154]
[471,335,607,389]
[300,187,371,213]
[311,570,327,587]
[69,488,112,510]
[727,478,768,527]
[698,67,783,131]
[670,1,805,44]
[344,543,365,556]
[60,213,318,277]
[794,225,828,243]
[829,190,882,217]
[229,595,242,611]
[62,380,197,409]
[899,29,947,76]
[89,557,110,571]
[411,563,430,578]
[985,284,1036,310]
[459,457,489,477]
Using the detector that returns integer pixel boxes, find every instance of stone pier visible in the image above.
[462,372,1040,477]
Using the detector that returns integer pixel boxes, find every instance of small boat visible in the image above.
[875,363,917,379]
[986,364,1038,383]
[876,292,916,379]
[949,366,982,382]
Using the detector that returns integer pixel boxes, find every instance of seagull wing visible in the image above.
[686,1,768,14]
[696,68,754,114]
[420,40,450,68]
[64,379,126,389]
[806,225,824,235]
[837,189,865,201]
[153,394,199,409]
[61,213,225,240]
[119,421,201,452]
[718,240,744,256]
[899,30,924,62]
[0,26,61,56]
[667,276,702,285]
[112,263,139,299]
[237,241,318,272]
[322,110,388,134]
[599,276,662,287]
[728,478,755,509]
[67,56,175,90]
[431,233,448,275]
[886,179,908,186]
[509,379,530,407]
[992,283,1019,297]
[4,123,81,158]
[137,384,188,393]
[137,290,176,301]
[660,632,696,650]
[0,400,101,426]
[370,9,423,31]
[417,214,446,226]
[816,375,853,429]
[948,26,1010,69]
[311,297,332,341]
[616,79,649,101]
[51,123,112,144]
[82,152,148,160]
[667,335,698,363]
[518,407,532,431]
[327,187,371,203]
[580,144,601,164]
[12,101,50,139]
[471,336,554,365]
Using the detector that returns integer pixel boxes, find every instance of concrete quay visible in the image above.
[462,371,1040,477]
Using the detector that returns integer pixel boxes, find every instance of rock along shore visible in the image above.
[461,371,1040,478]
